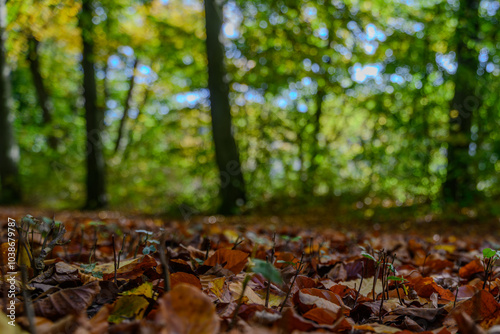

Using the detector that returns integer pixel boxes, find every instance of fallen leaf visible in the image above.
[108,295,150,324]
[204,249,249,274]
[412,277,455,301]
[97,255,158,280]
[459,259,484,279]
[171,272,202,290]
[229,280,265,305]
[294,288,341,314]
[33,281,100,320]
[302,307,352,331]
[155,283,220,334]
[121,281,154,298]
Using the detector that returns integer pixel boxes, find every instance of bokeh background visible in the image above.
[1,0,499,220]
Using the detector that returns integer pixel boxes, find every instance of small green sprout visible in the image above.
[482,248,500,289]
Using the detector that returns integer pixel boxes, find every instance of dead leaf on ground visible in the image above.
[33,281,100,320]
[155,283,220,334]
[204,249,249,274]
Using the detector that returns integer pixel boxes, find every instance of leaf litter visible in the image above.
[1,210,500,333]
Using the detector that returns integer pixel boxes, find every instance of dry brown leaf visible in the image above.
[33,281,101,320]
[155,283,220,334]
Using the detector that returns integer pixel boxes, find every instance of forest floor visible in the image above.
[1,206,500,333]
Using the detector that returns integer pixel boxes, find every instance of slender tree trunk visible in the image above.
[114,58,138,153]
[306,89,325,193]
[0,0,21,204]
[443,0,481,205]
[80,0,107,209]
[27,35,58,148]
[204,0,246,214]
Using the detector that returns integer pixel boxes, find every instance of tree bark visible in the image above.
[204,0,246,214]
[79,0,107,209]
[443,0,481,205]
[114,58,138,153]
[27,34,58,148]
[0,0,21,204]
[306,89,325,192]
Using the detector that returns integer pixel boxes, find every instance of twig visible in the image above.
[232,235,243,250]
[20,265,37,334]
[353,262,364,308]
[280,252,304,312]
[378,251,387,323]
[228,275,250,331]
[112,234,117,285]
[265,232,276,308]
[117,233,127,269]
[78,226,84,261]
[159,234,171,292]
[204,237,211,260]
[89,227,98,264]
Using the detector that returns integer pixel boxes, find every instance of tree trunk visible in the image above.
[0,0,21,204]
[204,0,246,214]
[306,89,325,193]
[443,0,481,205]
[114,58,138,153]
[80,0,107,209]
[27,35,58,148]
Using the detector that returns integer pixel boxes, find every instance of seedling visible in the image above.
[143,239,159,255]
[361,247,398,321]
[134,230,154,258]
[388,275,408,306]
[482,248,500,289]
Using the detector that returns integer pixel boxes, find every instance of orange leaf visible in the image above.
[171,272,202,290]
[452,290,500,326]
[302,307,352,331]
[413,277,455,301]
[459,259,484,279]
[204,249,249,274]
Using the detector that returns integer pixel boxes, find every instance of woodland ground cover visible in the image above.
[1,208,500,333]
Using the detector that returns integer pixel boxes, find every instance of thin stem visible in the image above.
[112,234,117,285]
[159,234,171,292]
[353,262,365,308]
[21,265,37,334]
[228,275,251,331]
[280,253,304,312]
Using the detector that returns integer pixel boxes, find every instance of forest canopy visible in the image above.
[1,0,499,219]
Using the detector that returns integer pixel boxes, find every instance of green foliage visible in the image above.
[252,259,283,284]
[482,248,499,260]
[4,0,500,215]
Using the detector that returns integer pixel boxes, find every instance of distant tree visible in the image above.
[443,0,481,205]
[79,0,107,209]
[27,34,58,148]
[0,0,21,204]
[204,0,246,214]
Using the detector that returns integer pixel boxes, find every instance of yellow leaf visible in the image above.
[229,281,265,305]
[108,295,149,324]
[121,282,153,298]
